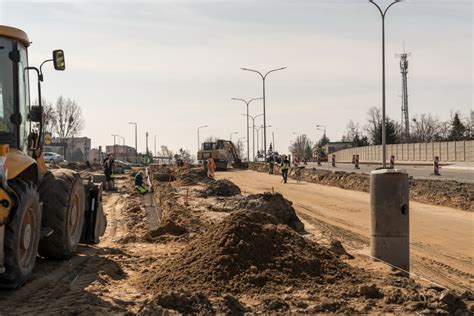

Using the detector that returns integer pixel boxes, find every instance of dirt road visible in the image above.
[217,170,474,293]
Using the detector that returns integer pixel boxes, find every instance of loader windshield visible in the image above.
[0,37,15,134]
[0,37,29,150]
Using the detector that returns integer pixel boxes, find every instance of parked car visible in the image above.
[43,152,64,163]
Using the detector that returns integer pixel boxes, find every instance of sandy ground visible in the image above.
[217,170,474,293]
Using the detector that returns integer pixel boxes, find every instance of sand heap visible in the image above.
[142,211,349,296]
[232,192,305,232]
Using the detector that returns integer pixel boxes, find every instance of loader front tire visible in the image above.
[39,170,85,259]
[0,180,41,289]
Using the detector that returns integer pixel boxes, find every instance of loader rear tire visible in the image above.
[0,180,41,289]
[39,170,85,259]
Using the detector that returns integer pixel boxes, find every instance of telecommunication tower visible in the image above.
[396,49,411,141]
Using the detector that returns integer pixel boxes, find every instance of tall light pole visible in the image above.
[120,136,125,161]
[128,122,138,163]
[231,97,262,162]
[369,0,402,168]
[255,125,271,154]
[230,131,238,142]
[242,113,263,161]
[241,66,286,158]
[197,125,208,151]
[111,134,119,157]
[316,124,327,137]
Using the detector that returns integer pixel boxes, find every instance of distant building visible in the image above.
[105,145,137,162]
[324,142,353,154]
[45,136,92,162]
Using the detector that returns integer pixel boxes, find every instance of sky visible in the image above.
[0,0,472,156]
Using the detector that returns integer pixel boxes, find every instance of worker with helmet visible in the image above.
[134,171,148,194]
[280,155,290,183]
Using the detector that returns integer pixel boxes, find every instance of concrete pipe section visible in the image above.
[370,169,409,273]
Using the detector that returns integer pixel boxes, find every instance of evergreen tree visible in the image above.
[448,113,466,141]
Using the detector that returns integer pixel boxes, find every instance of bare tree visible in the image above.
[410,114,440,142]
[235,139,245,159]
[52,96,85,139]
[159,145,173,158]
[289,134,313,160]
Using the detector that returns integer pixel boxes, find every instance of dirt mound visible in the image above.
[142,211,348,296]
[232,192,304,232]
[173,167,209,186]
[200,179,241,197]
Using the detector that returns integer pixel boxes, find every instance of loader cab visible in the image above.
[0,26,30,152]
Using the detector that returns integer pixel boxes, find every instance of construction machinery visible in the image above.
[0,25,106,288]
[197,139,248,171]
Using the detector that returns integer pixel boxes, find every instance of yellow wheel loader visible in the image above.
[0,25,106,289]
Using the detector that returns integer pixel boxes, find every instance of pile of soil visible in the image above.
[175,167,209,186]
[200,179,241,197]
[232,192,304,232]
[142,211,347,296]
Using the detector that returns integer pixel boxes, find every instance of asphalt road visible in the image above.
[302,162,474,183]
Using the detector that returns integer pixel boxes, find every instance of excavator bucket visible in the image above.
[81,181,107,244]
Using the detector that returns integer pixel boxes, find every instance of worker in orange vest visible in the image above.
[207,157,216,179]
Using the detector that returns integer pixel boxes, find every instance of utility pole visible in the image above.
[241,67,286,158]
[128,122,138,163]
[154,134,157,158]
[369,0,402,168]
[145,132,149,158]
[397,47,411,142]
[272,131,275,152]
[231,97,262,162]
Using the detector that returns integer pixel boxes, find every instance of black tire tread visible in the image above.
[0,179,41,289]
[38,169,85,259]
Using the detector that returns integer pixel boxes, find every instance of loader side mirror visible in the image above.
[52,50,65,71]
[28,106,42,122]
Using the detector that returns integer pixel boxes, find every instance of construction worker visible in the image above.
[207,157,216,179]
[268,155,275,174]
[354,154,360,169]
[134,171,148,194]
[103,154,115,191]
[280,155,290,183]
[434,156,441,176]
[317,154,322,166]
[331,154,336,167]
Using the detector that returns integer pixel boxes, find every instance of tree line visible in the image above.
[289,108,473,160]
[341,107,473,147]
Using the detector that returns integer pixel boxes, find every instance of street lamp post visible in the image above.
[230,131,238,142]
[369,0,402,168]
[111,134,119,157]
[241,67,286,158]
[120,136,125,161]
[231,97,262,162]
[197,125,208,151]
[316,124,327,137]
[128,122,138,163]
[242,113,263,161]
